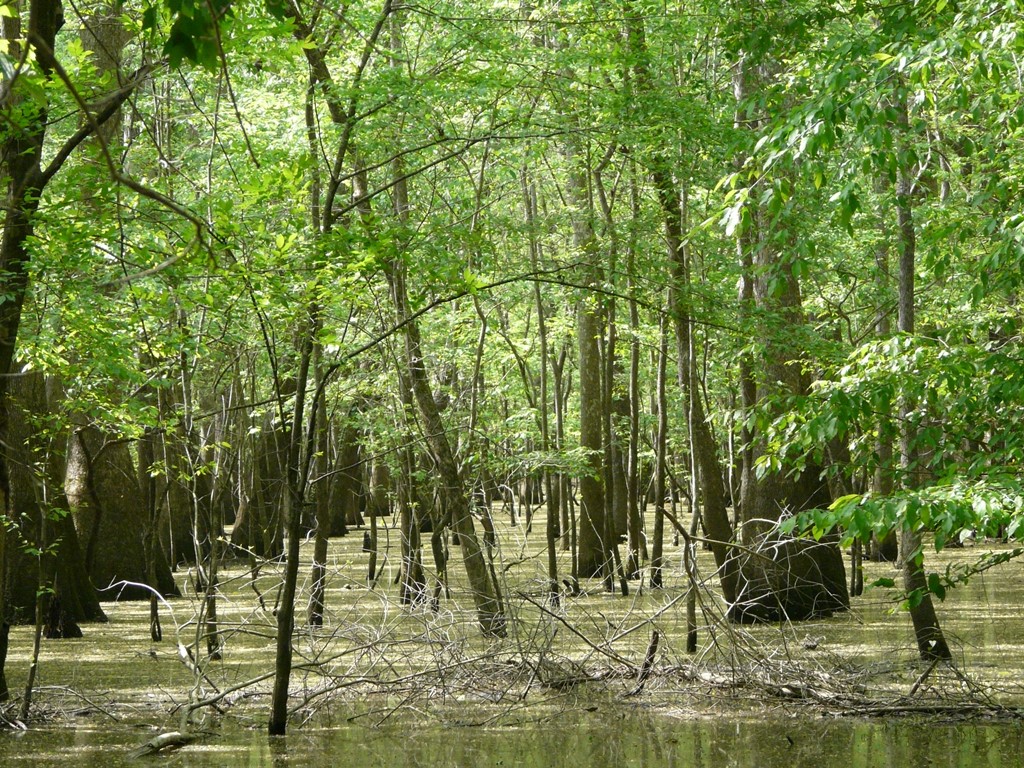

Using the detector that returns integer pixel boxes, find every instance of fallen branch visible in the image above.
[516,591,635,670]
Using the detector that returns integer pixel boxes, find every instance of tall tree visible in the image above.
[892,87,951,661]
[0,0,154,697]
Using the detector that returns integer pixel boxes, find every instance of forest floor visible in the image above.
[4,505,1024,734]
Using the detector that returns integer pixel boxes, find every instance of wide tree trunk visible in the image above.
[333,416,364,532]
[3,371,105,629]
[726,44,847,623]
[66,426,179,600]
[231,417,286,560]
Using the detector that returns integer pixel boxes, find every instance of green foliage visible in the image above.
[769,322,1024,605]
[143,0,235,69]
[780,478,1024,550]
[762,329,1024,484]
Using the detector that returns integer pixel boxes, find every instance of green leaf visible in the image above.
[0,51,13,82]
[142,3,159,31]
[927,572,947,601]
[829,493,862,511]
[265,0,289,20]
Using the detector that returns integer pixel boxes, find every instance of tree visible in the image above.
[751,0,1024,655]
[3,371,105,631]
[0,0,157,698]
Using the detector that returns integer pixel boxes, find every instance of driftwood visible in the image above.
[128,731,197,758]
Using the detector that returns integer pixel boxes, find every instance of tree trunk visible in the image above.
[397,440,426,605]
[308,393,333,626]
[3,372,105,629]
[563,137,610,579]
[894,90,951,661]
[231,416,286,560]
[268,311,316,735]
[869,177,899,563]
[523,171,560,603]
[382,114,504,633]
[650,317,669,589]
[625,10,739,604]
[625,170,646,579]
[66,426,178,600]
[0,0,149,694]
[384,259,505,634]
[726,43,846,622]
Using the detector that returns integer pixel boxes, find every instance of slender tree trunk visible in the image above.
[625,169,645,578]
[594,160,629,594]
[386,274,505,633]
[267,307,315,734]
[390,372,423,602]
[551,349,571,553]
[381,109,504,632]
[626,11,738,603]
[307,403,331,626]
[650,316,669,589]
[139,425,164,641]
[870,176,899,562]
[894,91,951,662]
[307,394,332,626]
[523,171,560,604]
[734,54,758,531]
[0,1,63,699]
[564,145,609,579]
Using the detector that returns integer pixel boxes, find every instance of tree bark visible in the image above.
[3,372,105,629]
[650,317,669,589]
[561,133,610,580]
[625,9,738,603]
[894,90,951,661]
[523,171,560,603]
[66,426,179,600]
[380,65,504,632]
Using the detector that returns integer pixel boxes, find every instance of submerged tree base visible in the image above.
[727,536,850,623]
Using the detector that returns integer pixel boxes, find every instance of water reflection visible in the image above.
[1,713,1022,767]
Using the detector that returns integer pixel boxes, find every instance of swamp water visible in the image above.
[1,521,1023,767]
[0,714,1022,767]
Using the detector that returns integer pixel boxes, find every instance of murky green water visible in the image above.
[3,529,1023,766]
[1,712,1022,767]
